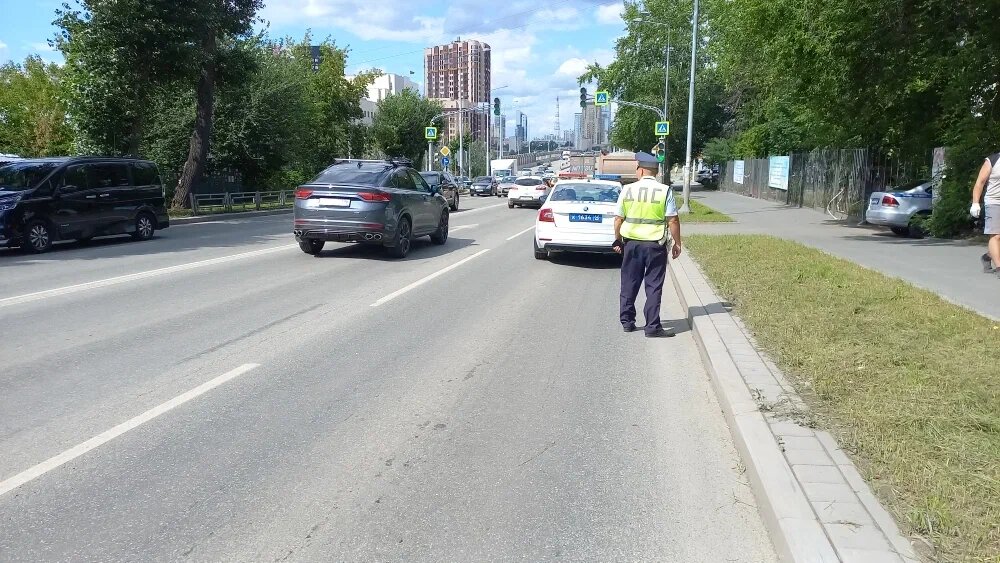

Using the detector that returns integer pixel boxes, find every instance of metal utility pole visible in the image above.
[661,39,671,183]
[458,98,464,176]
[681,0,699,214]
[426,140,433,172]
[487,104,492,176]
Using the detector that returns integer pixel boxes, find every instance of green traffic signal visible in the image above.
[493,97,501,116]
[579,87,587,108]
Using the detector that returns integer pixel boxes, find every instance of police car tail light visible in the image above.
[295,187,313,199]
[538,208,554,222]
[881,194,899,207]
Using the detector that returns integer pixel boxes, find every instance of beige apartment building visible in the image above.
[424,39,491,142]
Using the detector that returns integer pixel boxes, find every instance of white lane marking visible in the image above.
[506,226,535,241]
[454,202,506,215]
[0,363,260,497]
[449,224,478,233]
[0,244,297,309]
[371,249,490,307]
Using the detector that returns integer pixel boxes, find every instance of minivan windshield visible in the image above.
[0,162,59,191]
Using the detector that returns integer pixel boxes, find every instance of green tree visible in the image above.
[0,56,74,156]
[54,0,199,155]
[579,0,727,167]
[172,0,264,208]
[372,90,442,164]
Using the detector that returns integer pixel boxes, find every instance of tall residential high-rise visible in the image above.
[579,102,606,149]
[424,39,491,142]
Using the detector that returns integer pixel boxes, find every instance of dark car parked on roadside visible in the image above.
[419,171,460,211]
[470,176,496,196]
[0,157,169,253]
[293,159,450,258]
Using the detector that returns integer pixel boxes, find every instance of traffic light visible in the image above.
[580,87,587,108]
[493,97,501,116]
[657,140,665,162]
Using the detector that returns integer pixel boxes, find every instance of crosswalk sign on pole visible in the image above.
[655,121,670,136]
[595,91,609,106]
[425,126,437,140]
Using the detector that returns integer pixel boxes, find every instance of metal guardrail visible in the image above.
[189,190,295,215]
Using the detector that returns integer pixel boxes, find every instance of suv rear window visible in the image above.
[0,162,59,191]
[515,178,542,186]
[312,162,391,185]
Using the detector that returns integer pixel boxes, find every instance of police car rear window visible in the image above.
[551,184,620,202]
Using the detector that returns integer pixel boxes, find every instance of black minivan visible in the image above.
[0,157,170,253]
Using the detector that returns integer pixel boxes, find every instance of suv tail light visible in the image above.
[295,187,313,199]
[881,194,899,207]
[358,191,392,202]
[538,208,554,222]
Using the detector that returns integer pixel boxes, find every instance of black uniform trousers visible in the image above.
[619,239,667,334]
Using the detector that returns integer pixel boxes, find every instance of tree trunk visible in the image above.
[127,113,142,157]
[172,33,218,209]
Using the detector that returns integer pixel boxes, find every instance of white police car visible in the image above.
[533,179,621,259]
[865,179,932,237]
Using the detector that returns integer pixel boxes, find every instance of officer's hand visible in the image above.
[613,239,624,254]
[671,241,682,259]
[971,202,982,218]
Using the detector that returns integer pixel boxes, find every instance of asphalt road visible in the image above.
[0,195,775,562]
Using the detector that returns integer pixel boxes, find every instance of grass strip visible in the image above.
[686,234,999,562]
[678,198,734,223]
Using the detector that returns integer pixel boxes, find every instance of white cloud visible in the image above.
[557,58,589,78]
[596,2,625,25]
[0,40,7,50]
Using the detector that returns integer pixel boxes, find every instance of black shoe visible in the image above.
[623,324,637,333]
[645,327,675,338]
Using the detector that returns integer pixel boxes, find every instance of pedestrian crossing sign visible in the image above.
[595,91,609,106]
[655,121,670,136]
[425,126,438,140]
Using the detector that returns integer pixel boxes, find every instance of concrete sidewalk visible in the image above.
[685,190,999,321]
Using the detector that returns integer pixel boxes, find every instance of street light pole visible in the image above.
[681,0,699,214]
[458,98,464,177]
[661,38,671,184]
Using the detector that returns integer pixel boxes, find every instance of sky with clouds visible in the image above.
[0,0,625,137]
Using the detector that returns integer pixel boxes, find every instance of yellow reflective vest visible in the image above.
[617,178,674,241]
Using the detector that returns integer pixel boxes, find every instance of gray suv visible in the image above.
[293,159,450,258]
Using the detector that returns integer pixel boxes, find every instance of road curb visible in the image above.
[169,208,292,225]
[669,253,919,563]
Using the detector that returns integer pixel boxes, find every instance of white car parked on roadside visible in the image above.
[507,176,550,208]
[533,179,621,259]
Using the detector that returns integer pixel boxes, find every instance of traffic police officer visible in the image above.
[613,151,682,337]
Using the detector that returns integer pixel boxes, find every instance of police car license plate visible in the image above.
[569,213,602,223]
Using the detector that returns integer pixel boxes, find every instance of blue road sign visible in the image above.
[595,91,609,106]
[424,126,438,140]
[655,121,670,136]
[441,156,450,167]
